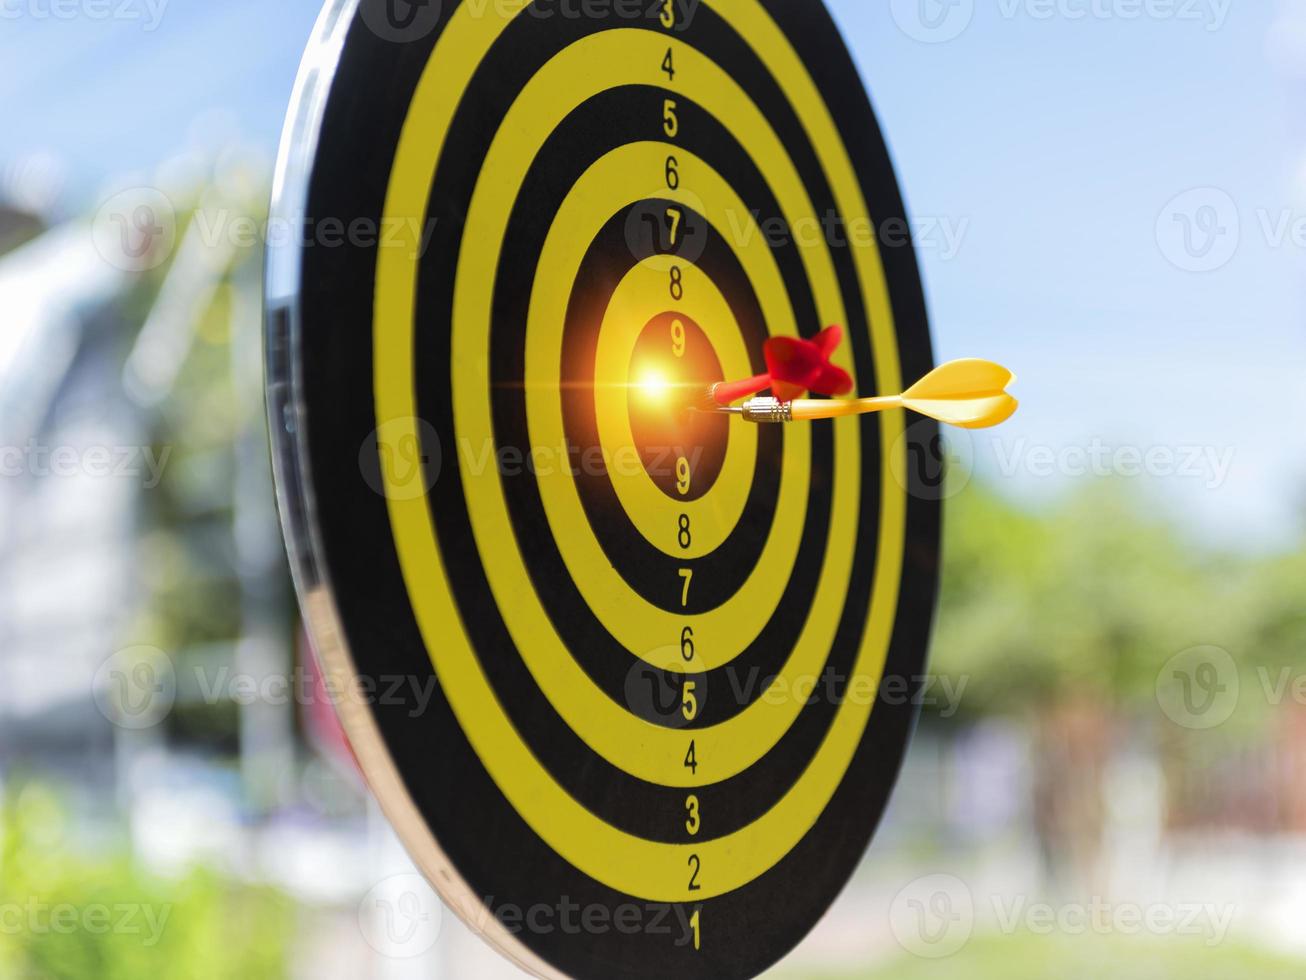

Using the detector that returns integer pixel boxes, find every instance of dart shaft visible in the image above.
[728,396,903,423]
[789,397,903,420]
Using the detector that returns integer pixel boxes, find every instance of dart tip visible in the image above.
[685,384,731,413]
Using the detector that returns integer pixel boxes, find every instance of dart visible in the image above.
[717,358,1018,430]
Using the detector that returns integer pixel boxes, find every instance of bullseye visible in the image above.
[627,313,726,501]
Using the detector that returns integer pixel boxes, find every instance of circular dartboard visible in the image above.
[265,0,940,977]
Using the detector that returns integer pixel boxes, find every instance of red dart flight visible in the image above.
[712,325,855,405]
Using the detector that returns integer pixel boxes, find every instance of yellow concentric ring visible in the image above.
[520,147,815,669]
[375,6,906,903]
[452,153,848,786]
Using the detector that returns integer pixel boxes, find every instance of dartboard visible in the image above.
[265,0,940,977]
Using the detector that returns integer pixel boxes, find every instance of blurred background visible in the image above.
[2,0,1305,976]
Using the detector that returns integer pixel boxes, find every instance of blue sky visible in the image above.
[836,0,1306,550]
[3,0,1302,548]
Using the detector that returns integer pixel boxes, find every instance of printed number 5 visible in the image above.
[682,681,698,721]
[663,99,679,138]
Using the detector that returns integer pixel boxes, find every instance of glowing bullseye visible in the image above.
[635,371,671,404]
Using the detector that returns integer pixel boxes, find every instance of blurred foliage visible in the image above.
[0,785,293,980]
[788,933,1306,980]
[128,209,256,661]
[932,480,1306,725]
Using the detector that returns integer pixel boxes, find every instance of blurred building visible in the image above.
[0,213,141,790]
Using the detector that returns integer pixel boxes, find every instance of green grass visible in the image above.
[778,933,1306,980]
[0,785,295,980]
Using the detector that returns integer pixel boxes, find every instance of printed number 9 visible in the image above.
[671,318,686,358]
